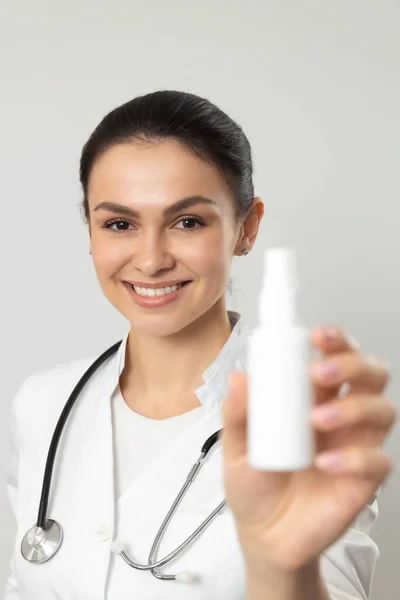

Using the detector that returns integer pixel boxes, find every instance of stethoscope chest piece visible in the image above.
[21,520,63,563]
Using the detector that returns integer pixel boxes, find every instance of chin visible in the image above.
[128,312,199,338]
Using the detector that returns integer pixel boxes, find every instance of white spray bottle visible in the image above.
[247,247,314,471]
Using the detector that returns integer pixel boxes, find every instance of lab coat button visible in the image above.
[97,524,111,542]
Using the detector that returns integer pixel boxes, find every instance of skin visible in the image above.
[87,139,263,417]
[86,138,397,596]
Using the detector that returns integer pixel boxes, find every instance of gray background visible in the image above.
[1,1,399,598]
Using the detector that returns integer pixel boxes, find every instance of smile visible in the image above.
[123,280,192,308]
[132,283,186,297]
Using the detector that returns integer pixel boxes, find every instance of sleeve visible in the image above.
[321,489,381,600]
[4,375,39,600]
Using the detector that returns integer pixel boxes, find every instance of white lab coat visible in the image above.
[5,312,379,600]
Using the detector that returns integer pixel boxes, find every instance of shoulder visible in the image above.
[14,354,97,400]
[8,354,98,438]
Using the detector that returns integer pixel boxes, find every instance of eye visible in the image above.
[173,216,205,231]
[103,219,133,232]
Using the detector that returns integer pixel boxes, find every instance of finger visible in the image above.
[221,371,248,462]
[312,379,341,408]
[315,422,385,455]
[311,325,362,355]
[310,395,398,433]
[315,446,393,480]
[310,326,357,405]
[310,353,391,393]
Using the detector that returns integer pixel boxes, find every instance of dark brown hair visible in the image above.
[79,90,254,222]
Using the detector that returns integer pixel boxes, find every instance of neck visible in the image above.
[120,303,234,419]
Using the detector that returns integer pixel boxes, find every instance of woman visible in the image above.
[5,90,397,600]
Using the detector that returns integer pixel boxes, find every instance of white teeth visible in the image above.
[132,283,184,297]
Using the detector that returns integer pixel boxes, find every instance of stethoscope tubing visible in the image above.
[25,338,224,581]
[115,448,225,575]
[36,341,123,528]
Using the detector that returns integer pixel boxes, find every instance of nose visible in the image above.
[131,231,175,277]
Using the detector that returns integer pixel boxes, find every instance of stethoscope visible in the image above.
[21,341,226,583]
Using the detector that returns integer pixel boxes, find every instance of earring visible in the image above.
[89,250,92,255]
[242,249,249,256]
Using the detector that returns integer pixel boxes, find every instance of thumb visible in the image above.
[221,371,248,463]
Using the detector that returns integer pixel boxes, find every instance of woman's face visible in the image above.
[87,140,244,337]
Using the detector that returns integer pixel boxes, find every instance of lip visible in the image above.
[125,279,190,289]
[122,280,191,309]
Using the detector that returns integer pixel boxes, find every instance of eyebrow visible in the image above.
[93,196,217,219]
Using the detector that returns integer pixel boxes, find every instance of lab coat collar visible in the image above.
[106,311,249,412]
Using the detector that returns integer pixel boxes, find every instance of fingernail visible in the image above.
[311,404,339,423]
[312,362,340,381]
[322,326,338,341]
[315,452,343,470]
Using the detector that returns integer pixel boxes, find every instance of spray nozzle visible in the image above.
[263,247,299,290]
[259,247,299,325]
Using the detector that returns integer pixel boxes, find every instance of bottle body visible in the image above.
[247,324,314,471]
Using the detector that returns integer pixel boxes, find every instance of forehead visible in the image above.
[87,140,234,208]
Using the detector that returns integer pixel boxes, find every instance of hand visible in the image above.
[220,326,397,572]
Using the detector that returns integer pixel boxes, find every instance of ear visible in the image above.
[233,197,264,256]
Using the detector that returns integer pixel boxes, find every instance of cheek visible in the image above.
[92,242,127,280]
[183,234,231,280]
